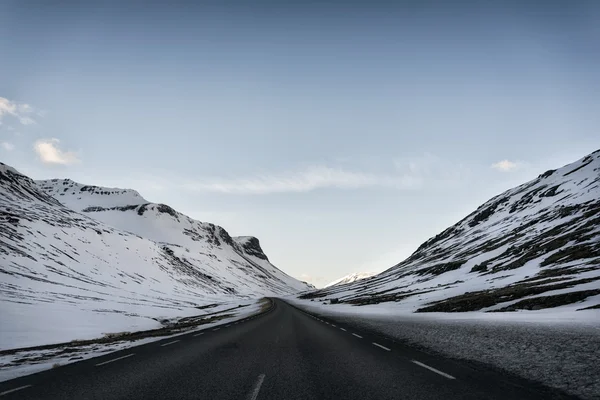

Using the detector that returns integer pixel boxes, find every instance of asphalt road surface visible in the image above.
[0,299,578,400]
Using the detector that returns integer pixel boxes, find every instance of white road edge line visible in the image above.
[193,332,204,337]
[340,328,347,331]
[0,385,33,397]
[372,342,391,351]
[352,333,363,338]
[248,373,266,400]
[161,340,180,347]
[95,353,135,366]
[412,360,456,380]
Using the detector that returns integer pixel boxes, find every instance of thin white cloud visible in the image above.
[183,166,422,194]
[0,98,16,117]
[0,97,38,126]
[394,153,471,183]
[33,138,81,165]
[491,160,521,172]
[1,142,15,151]
[18,116,36,125]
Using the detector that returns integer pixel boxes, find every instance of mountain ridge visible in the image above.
[1,163,309,348]
[301,150,600,313]
[35,177,288,273]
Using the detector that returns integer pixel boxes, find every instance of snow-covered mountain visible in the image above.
[0,164,310,348]
[325,272,377,288]
[301,150,600,313]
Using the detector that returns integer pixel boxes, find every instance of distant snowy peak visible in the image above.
[325,272,377,287]
[36,178,147,211]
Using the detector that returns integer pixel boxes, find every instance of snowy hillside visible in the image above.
[325,272,377,288]
[301,150,600,313]
[0,165,309,349]
[35,177,309,296]
[36,179,145,210]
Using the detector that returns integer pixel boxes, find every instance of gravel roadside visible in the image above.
[293,301,600,399]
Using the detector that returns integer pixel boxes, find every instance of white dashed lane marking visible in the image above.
[161,340,180,347]
[0,385,32,397]
[411,360,456,380]
[340,328,347,332]
[193,332,204,337]
[352,333,363,339]
[247,373,266,400]
[372,342,391,351]
[95,353,135,366]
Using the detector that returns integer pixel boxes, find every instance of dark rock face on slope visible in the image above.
[302,150,600,313]
[234,236,269,261]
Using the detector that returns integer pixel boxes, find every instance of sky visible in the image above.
[1,1,599,287]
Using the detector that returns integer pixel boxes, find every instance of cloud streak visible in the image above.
[34,138,81,165]
[180,154,470,195]
[183,166,422,194]
[491,160,521,172]
[1,142,15,151]
[0,97,38,125]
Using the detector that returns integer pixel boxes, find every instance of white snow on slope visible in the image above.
[37,179,146,210]
[0,165,309,349]
[36,178,309,295]
[302,150,600,313]
[0,300,264,383]
[325,272,377,288]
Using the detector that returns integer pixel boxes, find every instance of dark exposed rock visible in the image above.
[415,260,464,276]
[468,197,510,227]
[416,277,600,312]
[493,289,600,312]
[237,237,269,261]
[156,204,177,218]
[137,204,149,216]
[539,169,556,179]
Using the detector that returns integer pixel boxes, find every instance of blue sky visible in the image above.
[1,1,599,286]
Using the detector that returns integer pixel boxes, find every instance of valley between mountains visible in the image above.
[1,150,599,399]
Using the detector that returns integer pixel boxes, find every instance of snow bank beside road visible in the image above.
[289,299,600,400]
[0,299,267,382]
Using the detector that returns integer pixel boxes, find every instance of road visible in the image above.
[0,299,577,400]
